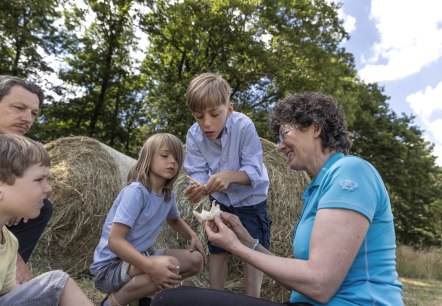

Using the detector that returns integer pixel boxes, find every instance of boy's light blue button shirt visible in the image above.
[184,111,269,207]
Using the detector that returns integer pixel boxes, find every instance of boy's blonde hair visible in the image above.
[186,73,231,112]
[0,132,50,185]
[127,133,183,202]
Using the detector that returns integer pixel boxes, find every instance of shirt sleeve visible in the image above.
[237,120,267,189]
[113,185,146,228]
[0,229,18,294]
[184,130,210,184]
[318,157,381,222]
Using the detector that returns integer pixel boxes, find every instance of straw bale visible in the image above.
[156,138,310,302]
[31,136,136,275]
[31,135,309,302]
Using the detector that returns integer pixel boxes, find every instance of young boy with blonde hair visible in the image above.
[184,73,271,297]
[0,132,93,305]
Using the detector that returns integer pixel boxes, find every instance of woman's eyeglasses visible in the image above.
[278,127,295,144]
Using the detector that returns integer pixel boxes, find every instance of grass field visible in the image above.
[74,275,442,306]
[401,277,442,306]
[35,245,442,305]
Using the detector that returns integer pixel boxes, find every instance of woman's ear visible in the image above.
[313,123,322,137]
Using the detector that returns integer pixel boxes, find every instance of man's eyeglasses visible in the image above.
[278,126,295,144]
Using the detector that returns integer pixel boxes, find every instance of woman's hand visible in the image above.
[204,215,243,252]
[219,212,256,246]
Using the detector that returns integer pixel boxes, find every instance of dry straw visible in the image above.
[156,138,310,302]
[32,136,136,275]
[32,136,309,302]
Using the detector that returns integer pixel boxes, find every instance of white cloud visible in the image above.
[337,7,356,35]
[406,81,442,166]
[358,0,442,83]
[425,120,442,166]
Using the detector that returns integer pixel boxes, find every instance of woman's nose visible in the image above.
[276,141,286,151]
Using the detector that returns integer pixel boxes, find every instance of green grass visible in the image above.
[401,277,442,306]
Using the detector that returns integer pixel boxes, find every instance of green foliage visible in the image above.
[139,0,356,140]
[35,0,147,155]
[349,83,442,246]
[0,0,63,78]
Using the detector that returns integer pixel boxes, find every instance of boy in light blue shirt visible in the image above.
[184,73,271,297]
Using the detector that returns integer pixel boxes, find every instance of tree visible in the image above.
[0,0,63,78]
[350,83,442,246]
[38,0,146,155]
[1,0,440,246]
[139,0,356,140]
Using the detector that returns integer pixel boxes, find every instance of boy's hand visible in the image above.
[145,256,182,290]
[204,172,231,195]
[184,184,206,203]
[6,217,28,227]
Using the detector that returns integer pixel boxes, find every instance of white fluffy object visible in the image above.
[193,201,221,222]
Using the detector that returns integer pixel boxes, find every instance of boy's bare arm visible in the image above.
[16,254,33,284]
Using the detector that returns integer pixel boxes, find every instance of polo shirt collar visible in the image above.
[304,152,344,195]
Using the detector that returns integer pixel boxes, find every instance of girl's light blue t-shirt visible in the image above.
[90,182,180,274]
[290,153,403,306]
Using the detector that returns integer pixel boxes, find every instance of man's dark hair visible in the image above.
[0,75,44,107]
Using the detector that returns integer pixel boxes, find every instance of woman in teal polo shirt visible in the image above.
[151,92,403,306]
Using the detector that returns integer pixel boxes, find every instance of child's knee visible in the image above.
[169,256,180,267]
[189,251,204,274]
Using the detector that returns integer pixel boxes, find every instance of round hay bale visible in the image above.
[156,138,310,302]
[31,136,136,276]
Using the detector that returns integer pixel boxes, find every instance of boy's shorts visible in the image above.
[0,270,69,306]
[93,247,167,293]
[208,199,272,254]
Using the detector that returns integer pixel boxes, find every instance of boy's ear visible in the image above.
[227,102,234,116]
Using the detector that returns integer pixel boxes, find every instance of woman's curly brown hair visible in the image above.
[268,92,352,154]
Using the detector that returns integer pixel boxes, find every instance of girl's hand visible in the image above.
[184,184,206,203]
[204,215,241,252]
[145,256,182,290]
[189,234,206,264]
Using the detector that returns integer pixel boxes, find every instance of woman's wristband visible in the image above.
[251,238,260,250]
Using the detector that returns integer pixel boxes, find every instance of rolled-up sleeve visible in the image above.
[238,123,266,189]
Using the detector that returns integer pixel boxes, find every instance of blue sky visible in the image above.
[338,0,442,166]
